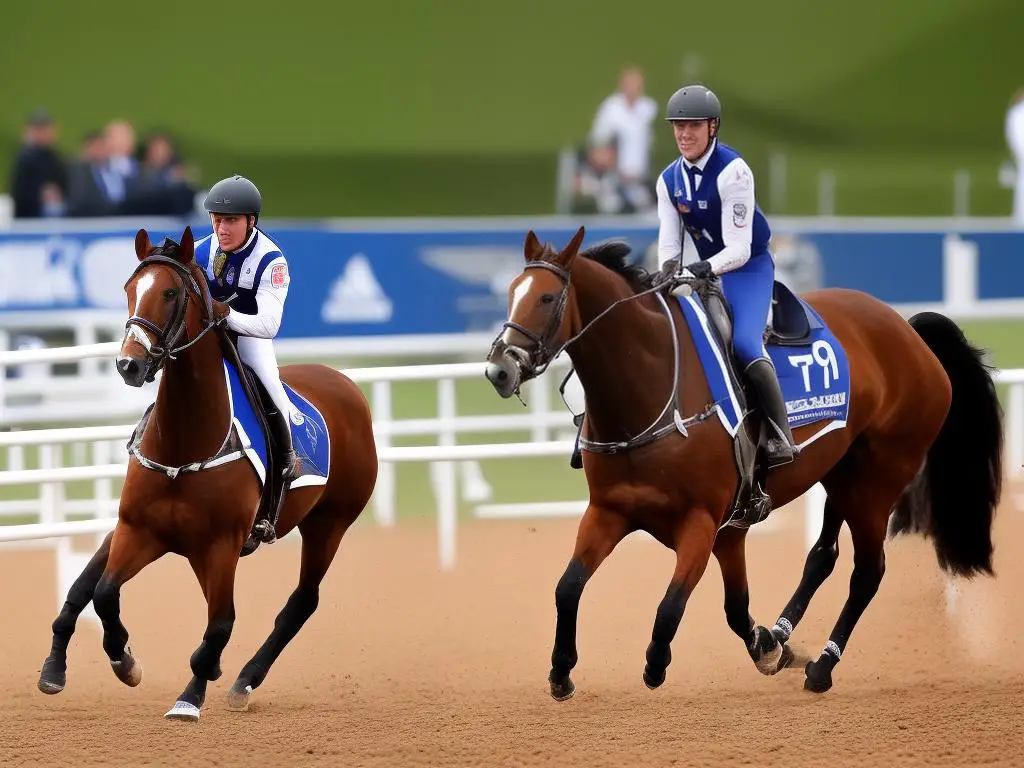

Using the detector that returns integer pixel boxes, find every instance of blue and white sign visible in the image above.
[1,218,1023,339]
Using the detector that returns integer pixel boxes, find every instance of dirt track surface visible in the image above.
[2,498,1023,767]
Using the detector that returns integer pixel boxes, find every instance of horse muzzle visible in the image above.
[484,352,522,399]
[116,354,151,388]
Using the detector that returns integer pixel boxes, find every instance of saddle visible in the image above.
[693,278,819,529]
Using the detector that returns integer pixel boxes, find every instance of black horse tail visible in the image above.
[891,312,1002,577]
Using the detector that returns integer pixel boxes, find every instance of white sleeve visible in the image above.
[590,97,616,145]
[706,158,755,274]
[656,174,682,269]
[225,255,289,338]
[1008,103,1024,159]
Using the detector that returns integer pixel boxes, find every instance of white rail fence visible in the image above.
[2,343,1023,575]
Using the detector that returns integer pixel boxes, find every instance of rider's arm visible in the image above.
[706,158,755,275]
[655,174,682,269]
[224,256,289,338]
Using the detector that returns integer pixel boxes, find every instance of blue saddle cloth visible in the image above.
[676,286,851,442]
[223,358,331,489]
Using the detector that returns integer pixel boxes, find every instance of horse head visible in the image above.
[117,226,216,387]
[485,226,586,398]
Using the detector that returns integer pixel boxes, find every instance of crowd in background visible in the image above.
[9,109,199,220]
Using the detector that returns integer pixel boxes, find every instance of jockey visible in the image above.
[656,85,798,466]
[196,174,297,542]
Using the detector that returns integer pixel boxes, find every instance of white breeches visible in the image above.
[236,336,291,417]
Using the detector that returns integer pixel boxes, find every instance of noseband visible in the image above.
[123,253,218,378]
[489,261,571,378]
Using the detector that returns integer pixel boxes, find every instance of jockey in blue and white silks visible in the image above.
[196,175,297,542]
[656,85,798,466]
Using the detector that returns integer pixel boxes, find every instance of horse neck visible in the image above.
[567,260,679,441]
[140,322,230,467]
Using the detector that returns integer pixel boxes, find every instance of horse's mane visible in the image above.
[579,239,654,293]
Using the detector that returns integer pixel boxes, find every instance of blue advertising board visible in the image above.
[1,218,1022,338]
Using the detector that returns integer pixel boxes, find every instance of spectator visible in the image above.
[10,108,67,219]
[587,66,658,209]
[1006,88,1024,226]
[103,119,138,206]
[121,131,198,216]
[67,129,118,217]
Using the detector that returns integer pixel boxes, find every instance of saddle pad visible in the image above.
[223,359,331,490]
[677,294,851,446]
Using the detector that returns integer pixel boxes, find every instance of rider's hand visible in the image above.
[212,300,231,325]
[687,260,715,280]
[657,257,682,285]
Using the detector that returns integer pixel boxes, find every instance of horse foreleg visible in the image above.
[227,511,353,712]
[38,531,114,694]
[712,526,796,676]
[166,537,241,722]
[549,505,629,701]
[769,497,843,648]
[642,508,717,690]
[92,523,166,691]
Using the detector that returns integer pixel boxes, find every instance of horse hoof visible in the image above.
[803,660,833,693]
[38,657,66,695]
[164,700,201,722]
[549,677,575,702]
[642,665,665,690]
[111,653,143,687]
[226,682,253,712]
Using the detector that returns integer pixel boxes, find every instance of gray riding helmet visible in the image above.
[665,85,722,123]
[203,175,263,223]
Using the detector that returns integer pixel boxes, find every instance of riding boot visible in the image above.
[253,408,298,544]
[569,412,585,470]
[744,358,799,467]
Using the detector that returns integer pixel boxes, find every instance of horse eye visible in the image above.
[540,293,556,305]
[163,288,179,300]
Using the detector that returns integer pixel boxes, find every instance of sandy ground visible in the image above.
[1,495,1023,768]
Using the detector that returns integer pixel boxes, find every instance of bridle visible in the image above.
[488,257,719,455]
[121,248,246,480]
[122,251,219,380]
[489,259,672,384]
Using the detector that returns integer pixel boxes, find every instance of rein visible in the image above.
[123,251,245,479]
[492,260,718,455]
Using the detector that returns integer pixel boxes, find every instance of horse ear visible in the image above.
[559,226,586,265]
[176,226,195,263]
[134,229,152,261]
[524,230,543,262]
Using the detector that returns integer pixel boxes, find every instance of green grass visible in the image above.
[1,0,1020,216]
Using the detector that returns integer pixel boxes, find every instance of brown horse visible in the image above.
[485,227,1001,697]
[37,226,378,720]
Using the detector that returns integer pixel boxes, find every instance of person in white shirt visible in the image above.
[1005,88,1024,226]
[588,67,658,210]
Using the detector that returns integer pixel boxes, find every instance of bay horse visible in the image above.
[485,227,1001,697]
[37,226,378,721]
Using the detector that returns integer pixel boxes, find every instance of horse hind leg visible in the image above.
[39,531,114,694]
[767,497,844,653]
[227,504,357,712]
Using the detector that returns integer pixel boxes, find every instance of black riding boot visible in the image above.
[744,358,799,467]
[253,408,298,544]
[569,412,585,470]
